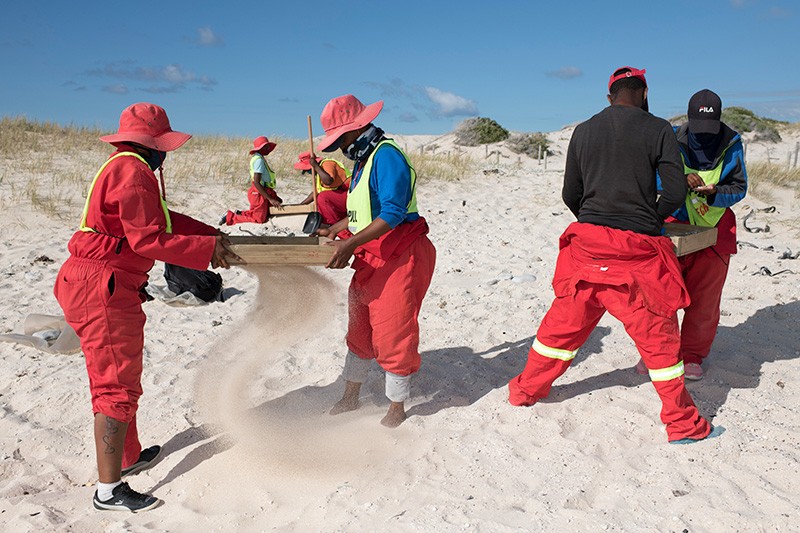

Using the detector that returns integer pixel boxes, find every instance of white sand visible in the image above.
[1,127,800,531]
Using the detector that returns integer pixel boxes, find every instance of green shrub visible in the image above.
[670,106,785,143]
[454,117,509,146]
[722,107,784,143]
[506,132,550,159]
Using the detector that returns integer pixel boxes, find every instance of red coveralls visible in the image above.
[674,208,737,366]
[508,222,711,442]
[317,189,347,226]
[225,185,282,225]
[346,218,436,377]
[54,150,216,469]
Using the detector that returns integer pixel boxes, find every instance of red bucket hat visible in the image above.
[293,150,321,171]
[99,102,191,151]
[317,94,383,152]
[608,66,647,92]
[249,135,277,155]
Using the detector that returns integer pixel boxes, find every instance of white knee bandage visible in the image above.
[342,350,372,383]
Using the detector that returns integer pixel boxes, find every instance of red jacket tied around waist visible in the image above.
[553,222,690,317]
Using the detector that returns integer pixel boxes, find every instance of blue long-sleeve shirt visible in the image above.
[350,143,419,228]
[658,123,748,221]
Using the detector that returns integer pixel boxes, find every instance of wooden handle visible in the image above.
[307,115,318,212]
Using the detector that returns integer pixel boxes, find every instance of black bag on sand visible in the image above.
[163,263,223,302]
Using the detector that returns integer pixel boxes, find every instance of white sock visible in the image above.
[385,372,411,403]
[97,480,122,501]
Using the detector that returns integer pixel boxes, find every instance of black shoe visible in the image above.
[92,482,161,512]
[121,445,161,477]
[218,213,228,226]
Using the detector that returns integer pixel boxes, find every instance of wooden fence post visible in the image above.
[544,150,548,170]
[538,144,542,165]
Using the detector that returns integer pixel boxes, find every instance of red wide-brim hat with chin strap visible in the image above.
[316,94,383,152]
[99,102,191,151]
[249,135,277,155]
[293,150,322,170]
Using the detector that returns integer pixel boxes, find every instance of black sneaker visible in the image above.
[218,213,228,226]
[121,445,161,477]
[92,482,161,512]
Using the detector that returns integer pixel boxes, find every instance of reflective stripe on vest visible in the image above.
[532,337,578,361]
[316,158,352,194]
[250,154,276,188]
[346,140,418,234]
[80,152,172,234]
[682,150,729,227]
[647,361,685,382]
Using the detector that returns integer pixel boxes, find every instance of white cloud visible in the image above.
[103,84,129,95]
[196,26,224,46]
[87,61,216,93]
[765,6,791,19]
[547,66,582,80]
[423,87,478,117]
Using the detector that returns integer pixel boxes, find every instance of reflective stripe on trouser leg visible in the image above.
[647,361,685,382]
[342,350,372,383]
[532,337,579,361]
[385,371,411,403]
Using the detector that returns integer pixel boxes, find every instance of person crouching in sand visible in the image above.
[315,94,436,427]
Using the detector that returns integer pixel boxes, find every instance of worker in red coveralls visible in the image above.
[315,94,436,428]
[636,89,747,381]
[295,150,352,226]
[508,68,719,444]
[219,136,283,225]
[54,103,239,512]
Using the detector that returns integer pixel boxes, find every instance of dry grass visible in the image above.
[747,161,800,201]
[0,118,477,219]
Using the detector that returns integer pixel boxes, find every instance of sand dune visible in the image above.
[1,128,799,531]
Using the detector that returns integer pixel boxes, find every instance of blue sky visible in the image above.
[1,0,798,139]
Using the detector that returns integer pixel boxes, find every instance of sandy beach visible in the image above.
[1,125,799,532]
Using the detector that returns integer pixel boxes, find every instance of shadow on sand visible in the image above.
[541,302,800,420]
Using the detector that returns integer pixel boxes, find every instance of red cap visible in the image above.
[608,66,647,92]
[99,103,191,151]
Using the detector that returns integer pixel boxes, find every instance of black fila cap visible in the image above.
[688,89,722,134]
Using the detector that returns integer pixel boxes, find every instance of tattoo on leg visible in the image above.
[102,417,119,455]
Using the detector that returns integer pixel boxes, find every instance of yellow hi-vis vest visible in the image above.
[250,154,276,188]
[346,140,418,234]
[316,158,352,194]
[682,150,729,228]
[80,152,172,234]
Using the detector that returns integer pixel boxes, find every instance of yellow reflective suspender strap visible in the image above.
[648,361,685,382]
[80,152,172,234]
[532,337,578,361]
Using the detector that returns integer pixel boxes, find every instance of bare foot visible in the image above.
[329,380,361,416]
[380,402,406,428]
[329,396,359,415]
